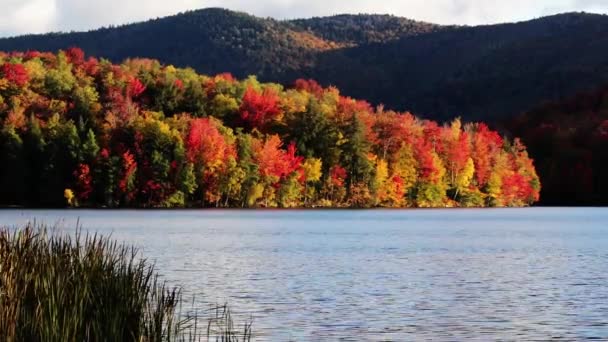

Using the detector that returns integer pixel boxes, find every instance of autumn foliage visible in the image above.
[0,49,540,208]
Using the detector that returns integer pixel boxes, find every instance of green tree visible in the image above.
[341,113,373,194]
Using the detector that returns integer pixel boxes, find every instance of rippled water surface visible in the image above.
[2,208,608,340]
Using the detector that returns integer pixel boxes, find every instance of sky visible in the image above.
[0,0,607,37]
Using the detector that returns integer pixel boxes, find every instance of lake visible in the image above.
[1,208,607,340]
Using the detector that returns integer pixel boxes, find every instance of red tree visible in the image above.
[186,118,233,167]
[254,135,302,180]
[65,47,85,66]
[240,86,282,130]
[330,165,347,187]
[471,123,503,186]
[1,63,29,87]
[294,79,324,97]
[128,77,147,98]
[74,163,93,201]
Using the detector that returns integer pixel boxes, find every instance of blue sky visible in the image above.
[1,0,607,37]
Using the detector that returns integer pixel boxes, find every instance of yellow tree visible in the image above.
[301,157,322,206]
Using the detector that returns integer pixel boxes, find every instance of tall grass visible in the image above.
[0,223,251,341]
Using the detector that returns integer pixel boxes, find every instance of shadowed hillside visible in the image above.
[0,9,607,122]
[506,85,608,205]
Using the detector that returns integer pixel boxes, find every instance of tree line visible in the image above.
[0,48,540,208]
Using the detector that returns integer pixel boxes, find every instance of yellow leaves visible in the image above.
[372,159,390,206]
[211,94,239,118]
[431,151,447,184]
[450,117,462,140]
[0,78,8,91]
[49,99,67,115]
[455,157,475,190]
[136,114,173,137]
[374,159,389,189]
[281,89,308,115]
[302,158,322,183]
[23,59,46,86]
[64,189,76,207]
[247,183,264,207]
[392,145,418,193]
[486,152,508,207]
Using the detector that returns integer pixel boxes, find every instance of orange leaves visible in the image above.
[118,151,137,198]
[501,173,530,206]
[186,118,234,170]
[471,123,503,187]
[186,118,237,204]
[253,135,303,181]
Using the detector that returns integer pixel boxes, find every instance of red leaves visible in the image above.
[66,47,85,66]
[100,148,110,159]
[501,173,530,204]
[128,78,147,98]
[186,118,234,167]
[444,130,470,176]
[373,112,417,156]
[294,79,323,97]
[74,164,93,201]
[330,165,347,187]
[471,123,503,186]
[24,50,42,60]
[240,86,281,130]
[286,142,304,174]
[415,139,440,182]
[83,57,100,76]
[1,63,29,87]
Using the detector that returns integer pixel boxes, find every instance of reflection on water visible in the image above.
[1,208,608,340]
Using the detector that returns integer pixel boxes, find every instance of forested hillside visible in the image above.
[507,86,608,205]
[1,9,606,121]
[288,14,442,45]
[0,49,539,208]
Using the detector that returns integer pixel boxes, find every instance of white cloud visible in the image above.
[0,0,607,37]
[0,0,57,36]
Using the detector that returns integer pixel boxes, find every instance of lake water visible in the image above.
[1,208,608,340]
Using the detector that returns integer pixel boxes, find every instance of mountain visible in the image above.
[0,9,439,82]
[310,12,608,121]
[288,14,443,45]
[0,9,607,121]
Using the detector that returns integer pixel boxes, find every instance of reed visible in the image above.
[0,223,251,342]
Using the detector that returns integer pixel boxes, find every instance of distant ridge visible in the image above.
[1,8,607,121]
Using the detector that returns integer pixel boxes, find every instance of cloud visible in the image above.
[0,0,57,37]
[0,0,607,37]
